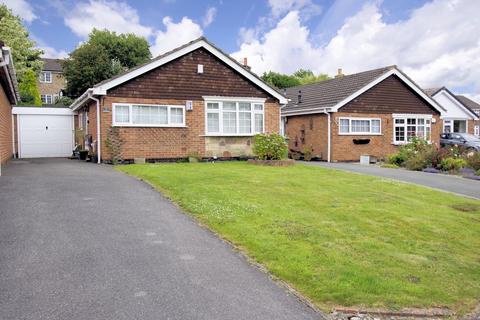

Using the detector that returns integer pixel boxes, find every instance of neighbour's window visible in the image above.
[112,104,185,127]
[394,116,431,143]
[41,94,53,104]
[205,100,265,135]
[338,118,381,135]
[40,71,52,83]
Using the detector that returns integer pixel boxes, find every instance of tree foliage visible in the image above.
[63,29,151,97]
[0,4,43,104]
[18,69,41,105]
[261,69,331,89]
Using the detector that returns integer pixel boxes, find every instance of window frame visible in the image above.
[393,114,432,144]
[337,117,382,135]
[204,98,265,136]
[41,94,53,104]
[40,71,52,83]
[112,103,186,127]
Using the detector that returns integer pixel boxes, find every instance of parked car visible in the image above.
[440,133,480,151]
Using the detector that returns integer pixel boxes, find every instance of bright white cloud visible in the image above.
[150,16,203,56]
[233,0,480,97]
[0,0,36,22]
[64,0,153,38]
[40,45,68,59]
[202,7,217,27]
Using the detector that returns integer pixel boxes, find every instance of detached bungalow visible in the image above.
[0,44,19,166]
[424,87,479,135]
[282,66,445,162]
[70,37,287,163]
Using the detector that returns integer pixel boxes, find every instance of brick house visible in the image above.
[38,58,66,104]
[282,66,445,162]
[0,44,19,166]
[424,87,479,136]
[70,37,287,163]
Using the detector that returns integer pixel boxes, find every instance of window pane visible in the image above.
[239,102,251,111]
[351,120,370,133]
[207,113,219,132]
[339,119,349,133]
[254,104,263,111]
[132,105,167,125]
[223,101,236,111]
[239,112,251,133]
[170,107,184,124]
[371,120,381,133]
[395,126,405,141]
[255,113,263,133]
[395,118,405,124]
[207,102,219,110]
[115,105,130,123]
[223,111,237,133]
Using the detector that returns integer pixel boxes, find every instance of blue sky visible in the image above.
[2,0,480,99]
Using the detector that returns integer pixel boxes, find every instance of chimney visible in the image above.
[335,68,344,78]
[242,57,251,70]
[297,90,302,104]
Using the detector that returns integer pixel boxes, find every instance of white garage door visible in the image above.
[18,113,73,158]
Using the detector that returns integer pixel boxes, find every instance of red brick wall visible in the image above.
[0,86,12,164]
[286,113,328,160]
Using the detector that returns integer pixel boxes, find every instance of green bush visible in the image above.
[466,152,480,171]
[439,157,467,172]
[253,133,288,160]
[476,169,480,176]
[302,147,313,161]
[386,153,406,166]
[381,163,399,169]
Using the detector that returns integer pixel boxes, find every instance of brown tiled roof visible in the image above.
[282,66,396,114]
[456,95,480,115]
[41,58,63,72]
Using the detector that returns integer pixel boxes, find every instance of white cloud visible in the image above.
[233,0,480,97]
[0,0,36,22]
[202,7,217,27]
[150,16,203,56]
[64,0,153,38]
[40,46,68,59]
[268,0,321,19]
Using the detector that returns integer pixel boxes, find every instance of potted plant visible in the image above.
[74,129,89,160]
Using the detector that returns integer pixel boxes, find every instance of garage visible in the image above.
[12,107,74,158]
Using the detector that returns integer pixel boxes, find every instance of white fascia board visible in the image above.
[332,69,446,113]
[93,39,288,104]
[12,107,74,115]
[281,107,333,116]
[433,89,479,120]
[69,89,94,111]
[203,96,266,103]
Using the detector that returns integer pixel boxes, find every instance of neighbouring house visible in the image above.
[0,43,19,166]
[424,87,479,136]
[455,95,480,136]
[70,37,287,163]
[282,66,445,162]
[38,58,66,105]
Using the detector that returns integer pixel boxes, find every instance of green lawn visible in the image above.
[118,162,480,314]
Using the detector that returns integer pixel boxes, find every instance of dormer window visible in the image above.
[40,71,52,83]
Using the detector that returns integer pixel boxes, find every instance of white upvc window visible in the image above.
[475,125,480,137]
[338,117,381,135]
[204,98,265,136]
[112,103,185,127]
[40,71,52,83]
[41,94,53,104]
[393,115,432,144]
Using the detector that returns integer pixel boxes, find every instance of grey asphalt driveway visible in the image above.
[302,161,480,199]
[0,158,320,320]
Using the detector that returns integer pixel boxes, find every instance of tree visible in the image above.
[262,69,331,89]
[0,5,43,80]
[18,69,41,105]
[261,71,301,89]
[0,4,43,104]
[63,29,151,97]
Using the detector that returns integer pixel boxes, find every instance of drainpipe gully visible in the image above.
[323,110,331,162]
[88,93,101,164]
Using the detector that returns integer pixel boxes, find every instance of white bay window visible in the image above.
[338,117,381,135]
[205,99,265,135]
[112,103,185,127]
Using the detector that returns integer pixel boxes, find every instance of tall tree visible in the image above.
[18,69,41,105]
[0,4,43,103]
[262,69,331,89]
[294,69,331,85]
[63,29,151,97]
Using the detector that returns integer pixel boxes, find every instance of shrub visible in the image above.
[466,152,480,171]
[381,163,399,169]
[302,147,313,161]
[253,133,288,160]
[439,157,467,172]
[386,153,406,166]
[476,169,480,176]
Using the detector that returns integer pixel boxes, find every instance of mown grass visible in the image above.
[118,162,480,314]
